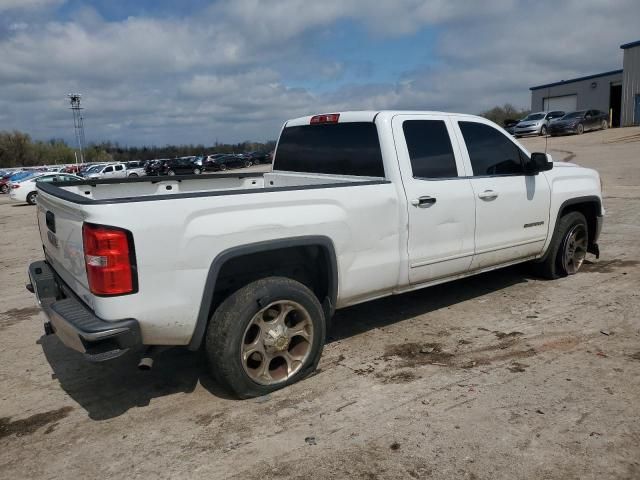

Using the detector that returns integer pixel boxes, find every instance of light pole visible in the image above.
[68,93,86,164]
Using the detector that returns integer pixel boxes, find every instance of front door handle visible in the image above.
[411,196,437,207]
[478,190,498,201]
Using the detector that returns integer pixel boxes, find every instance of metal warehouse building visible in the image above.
[530,40,640,127]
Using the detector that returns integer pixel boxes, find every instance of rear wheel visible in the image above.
[193,168,202,175]
[244,160,252,168]
[601,120,608,130]
[219,164,227,171]
[0,184,7,194]
[167,170,176,176]
[532,211,588,279]
[129,173,138,177]
[576,123,584,135]
[26,191,37,205]
[205,277,326,398]
[540,125,547,136]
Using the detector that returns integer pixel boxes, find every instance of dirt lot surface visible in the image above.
[1,127,639,479]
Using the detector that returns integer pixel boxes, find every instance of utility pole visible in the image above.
[68,93,86,164]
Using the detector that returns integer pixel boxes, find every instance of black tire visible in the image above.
[531,211,588,279]
[244,161,252,168]
[129,173,138,177]
[540,125,547,136]
[576,123,584,135]
[601,120,608,130]
[193,168,202,175]
[167,170,176,176]
[205,277,326,399]
[26,191,37,205]
[219,164,227,171]
[0,184,7,194]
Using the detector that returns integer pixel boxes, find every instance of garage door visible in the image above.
[543,95,577,112]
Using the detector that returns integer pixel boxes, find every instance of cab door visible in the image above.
[451,118,551,269]
[113,164,126,177]
[392,114,476,284]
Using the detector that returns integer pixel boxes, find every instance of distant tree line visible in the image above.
[479,103,531,126]
[0,130,277,168]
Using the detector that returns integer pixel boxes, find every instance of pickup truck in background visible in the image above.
[27,110,603,398]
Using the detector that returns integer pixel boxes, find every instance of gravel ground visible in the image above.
[1,127,639,479]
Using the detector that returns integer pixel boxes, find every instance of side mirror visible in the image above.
[525,152,553,175]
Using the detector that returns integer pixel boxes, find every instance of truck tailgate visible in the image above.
[36,191,91,301]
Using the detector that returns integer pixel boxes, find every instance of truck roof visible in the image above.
[285,110,482,127]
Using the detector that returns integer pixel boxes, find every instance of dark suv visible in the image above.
[145,157,202,176]
[204,154,252,171]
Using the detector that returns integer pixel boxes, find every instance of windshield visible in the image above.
[524,113,545,121]
[563,111,586,119]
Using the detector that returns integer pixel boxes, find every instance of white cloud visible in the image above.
[0,0,63,12]
[0,0,638,145]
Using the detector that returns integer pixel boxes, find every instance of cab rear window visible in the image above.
[274,122,385,177]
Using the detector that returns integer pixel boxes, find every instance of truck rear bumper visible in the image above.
[27,260,141,362]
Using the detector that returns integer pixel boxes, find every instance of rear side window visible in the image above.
[275,122,384,177]
[459,121,525,176]
[403,120,458,179]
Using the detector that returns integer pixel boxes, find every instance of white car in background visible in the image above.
[84,163,127,179]
[9,173,82,205]
[125,161,147,177]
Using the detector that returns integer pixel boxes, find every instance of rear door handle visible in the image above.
[478,190,498,200]
[411,196,437,207]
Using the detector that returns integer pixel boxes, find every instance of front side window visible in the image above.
[36,175,56,183]
[403,120,458,179]
[459,121,525,176]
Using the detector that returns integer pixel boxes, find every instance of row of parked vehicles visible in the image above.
[503,109,609,137]
[0,151,273,204]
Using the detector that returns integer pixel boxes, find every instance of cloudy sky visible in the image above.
[0,0,638,146]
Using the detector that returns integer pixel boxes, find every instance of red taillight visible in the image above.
[310,113,340,124]
[82,223,136,296]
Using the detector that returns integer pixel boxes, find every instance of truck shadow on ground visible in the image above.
[40,265,531,420]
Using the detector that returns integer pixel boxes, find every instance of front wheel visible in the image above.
[532,211,588,279]
[205,277,326,398]
[167,170,176,176]
[244,161,252,168]
[26,191,37,205]
[0,184,7,194]
[193,168,202,175]
[601,120,608,130]
[576,123,584,135]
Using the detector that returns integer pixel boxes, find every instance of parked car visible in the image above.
[244,151,271,164]
[503,119,520,135]
[514,111,565,137]
[1,171,33,194]
[28,109,603,399]
[548,110,609,136]
[145,157,202,176]
[9,173,82,205]
[125,161,147,177]
[84,163,127,180]
[205,154,252,171]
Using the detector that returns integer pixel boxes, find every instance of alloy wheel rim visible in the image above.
[562,224,587,274]
[240,300,314,385]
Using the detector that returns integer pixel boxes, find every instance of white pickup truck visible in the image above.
[27,111,603,398]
